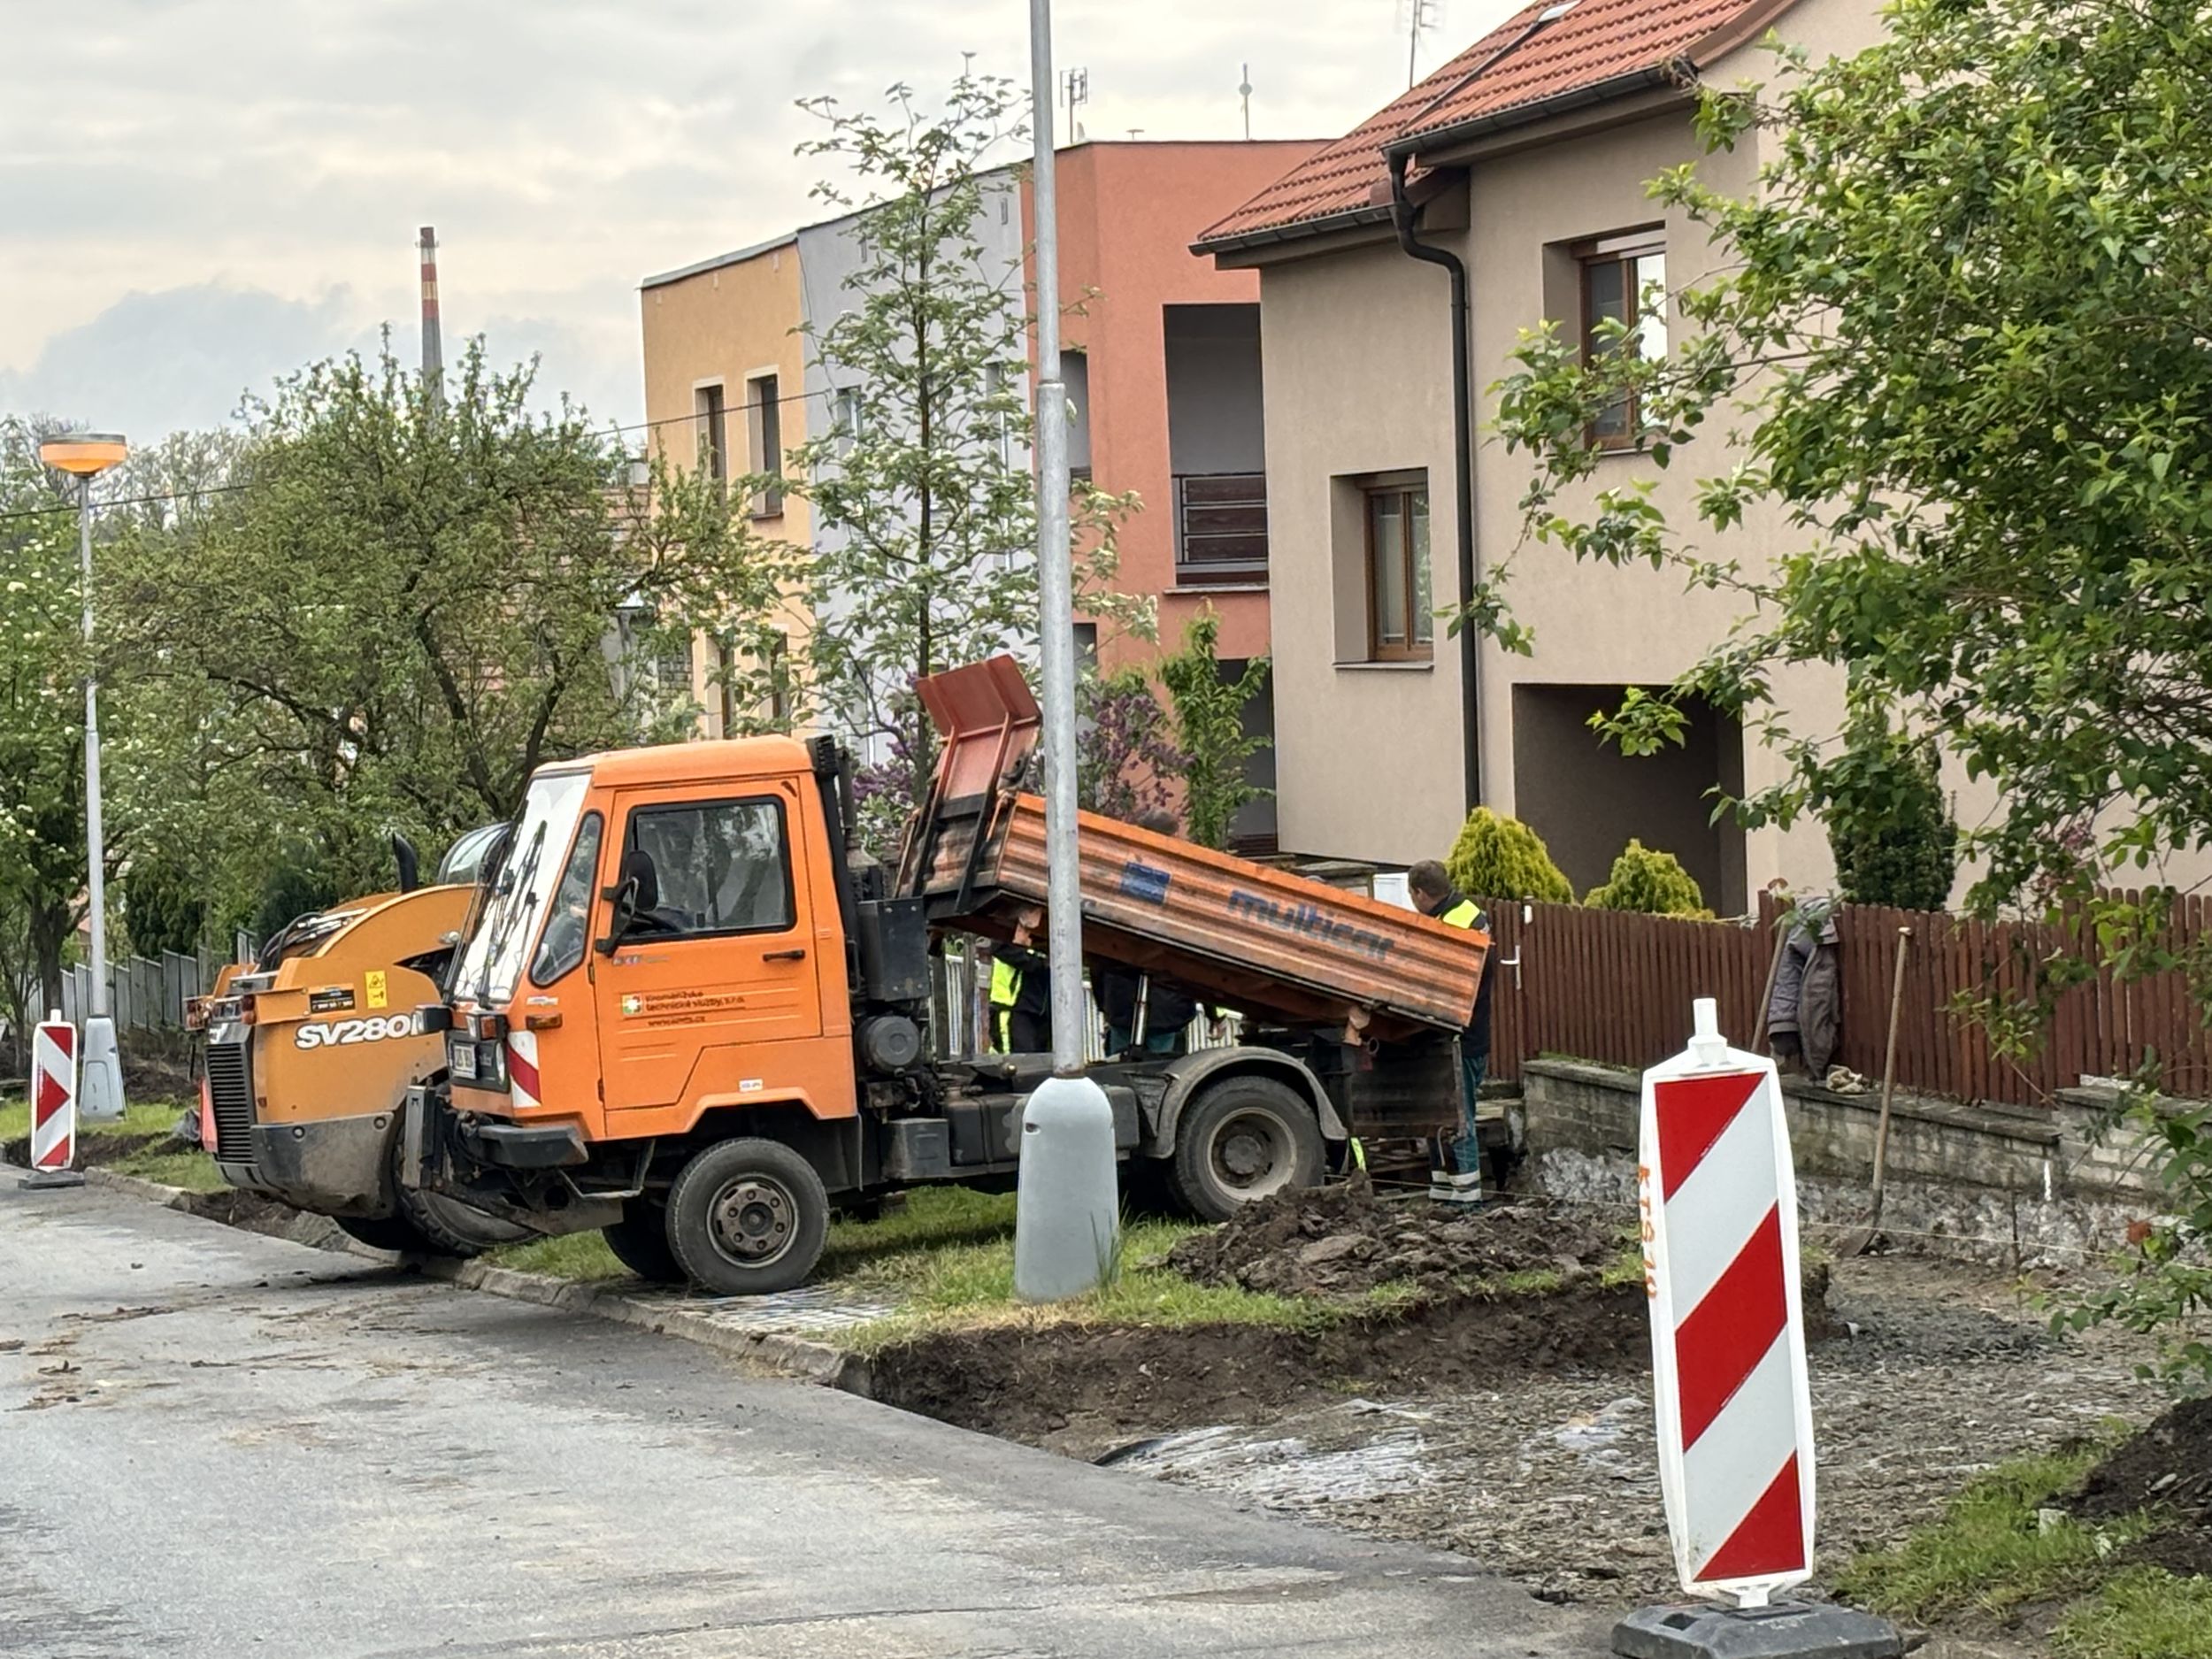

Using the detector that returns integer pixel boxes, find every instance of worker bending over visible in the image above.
[1409,859,1495,1206]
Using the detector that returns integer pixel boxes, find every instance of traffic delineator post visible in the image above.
[22,1013,87,1191]
[1612,998,1901,1659]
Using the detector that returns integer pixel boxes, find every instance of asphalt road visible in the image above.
[0,1180,1605,1659]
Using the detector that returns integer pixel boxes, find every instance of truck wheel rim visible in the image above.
[1209,1109,1293,1200]
[709,1176,797,1268]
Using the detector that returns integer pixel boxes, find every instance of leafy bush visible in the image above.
[1585,840,1708,917]
[1445,809,1573,903]
[1816,710,1960,912]
[1077,668,1184,822]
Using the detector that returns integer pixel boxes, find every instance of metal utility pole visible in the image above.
[37,433,129,1123]
[1011,0,1119,1304]
[419,226,444,406]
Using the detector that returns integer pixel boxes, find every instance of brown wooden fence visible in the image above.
[1479,890,2212,1109]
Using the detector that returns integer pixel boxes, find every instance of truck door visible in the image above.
[595,780,826,1117]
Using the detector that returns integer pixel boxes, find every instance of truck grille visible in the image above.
[204,1041,256,1163]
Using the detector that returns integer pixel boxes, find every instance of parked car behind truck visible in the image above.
[403,657,1490,1294]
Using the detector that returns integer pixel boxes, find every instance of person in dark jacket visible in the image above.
[995,941,1053,1054]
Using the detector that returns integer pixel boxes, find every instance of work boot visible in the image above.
[1431,1169,1482,1208]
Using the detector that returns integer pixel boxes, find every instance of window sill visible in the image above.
[749,507,786,524]
[1334,659,1434,672]
[1169,581,1268,595]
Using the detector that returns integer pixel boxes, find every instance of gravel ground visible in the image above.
[1104,1253,2168,1647]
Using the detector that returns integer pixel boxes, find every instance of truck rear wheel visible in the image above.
[665,1138,829,1296]
[1169,1076,1325,1223]
[602,1200,683,1283]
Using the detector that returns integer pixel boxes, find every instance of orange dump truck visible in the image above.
[403,657,1488,1294]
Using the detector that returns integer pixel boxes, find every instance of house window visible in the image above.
[694,384,726,482]
[982,364,1013,469]
[1365,479,1432,662]
[1577,230,1668,449]
[746,373,783,517]
[833,387,863,457]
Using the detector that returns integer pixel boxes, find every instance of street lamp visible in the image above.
[1010,0,1120,1302]
[38,432,129,1125]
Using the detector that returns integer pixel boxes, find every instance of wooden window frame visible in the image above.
[1575,228,1666,452]
[1363,474,1432,664]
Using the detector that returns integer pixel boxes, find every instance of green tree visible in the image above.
[781,72,1144,827]
[1157,611,1268,850]
[1486,0,2212,1372]
[1585,841,1708,918]
[111,342,781,902]
[1816,706,1959,913]
[122,856,205,957]
[1444,808,1573,905]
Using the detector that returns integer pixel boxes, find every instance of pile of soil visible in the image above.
[2070,1395,2212,1578]
[867,1279,1652,1447]
[1164,1179,1628,1302]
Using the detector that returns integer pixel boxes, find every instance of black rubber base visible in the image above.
[1613,1601,1904,1659]
[18,1169,87,1190]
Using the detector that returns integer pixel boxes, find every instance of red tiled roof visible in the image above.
[1197,0,1799,249]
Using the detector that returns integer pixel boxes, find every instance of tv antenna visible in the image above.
[1405,0,1441,86]
[1062,67,1089,141]
[1239,64,1253,139]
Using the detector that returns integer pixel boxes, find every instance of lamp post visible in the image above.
[1010,0,1121,1302]
[38,433,129,1125]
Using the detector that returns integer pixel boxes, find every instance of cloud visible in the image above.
[1,0,1528,439]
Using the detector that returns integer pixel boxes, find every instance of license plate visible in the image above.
[449,1039,477,1081]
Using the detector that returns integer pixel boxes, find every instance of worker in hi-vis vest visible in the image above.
[987,949,1019,1052]
[1409,858,1496,1206]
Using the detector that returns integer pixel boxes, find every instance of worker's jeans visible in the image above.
[1449,1049,1489,1176]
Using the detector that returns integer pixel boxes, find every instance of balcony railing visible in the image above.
[1173,472,1268,586]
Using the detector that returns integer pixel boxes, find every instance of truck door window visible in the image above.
[529,812,603,986]
[627,798,794,938]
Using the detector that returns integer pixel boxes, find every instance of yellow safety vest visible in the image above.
[1440,899,1479,930]
[989,956,1019,1008]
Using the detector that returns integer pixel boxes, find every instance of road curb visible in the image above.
[66,1164,871,1395]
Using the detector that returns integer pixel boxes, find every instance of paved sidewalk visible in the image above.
[0,1180,1607,1659]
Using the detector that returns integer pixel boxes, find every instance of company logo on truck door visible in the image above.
[1225,889,1396,963]
[294,1015,416,1049]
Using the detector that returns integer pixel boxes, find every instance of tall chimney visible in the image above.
[418,226,444,404]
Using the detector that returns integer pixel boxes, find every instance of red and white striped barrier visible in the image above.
[29,1017,80,1177]
[1638,997,1816,1608]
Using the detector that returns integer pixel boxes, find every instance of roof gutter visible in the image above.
[1387,150,1482,817]
[1193,204,1394,258]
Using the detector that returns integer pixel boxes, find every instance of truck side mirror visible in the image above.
[595,849,658,956]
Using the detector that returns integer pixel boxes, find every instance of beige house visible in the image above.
[1199,0,1886,911]
[639,234,810,735]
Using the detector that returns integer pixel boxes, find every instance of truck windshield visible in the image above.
[453,770,591,1005]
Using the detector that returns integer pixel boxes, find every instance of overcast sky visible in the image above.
[0,0,1524,445]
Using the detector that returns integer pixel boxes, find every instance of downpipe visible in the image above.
[1388,150,1483,814]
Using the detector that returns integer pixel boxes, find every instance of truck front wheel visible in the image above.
[1169,1076,1325,1223]
[665,1138,829,1296]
